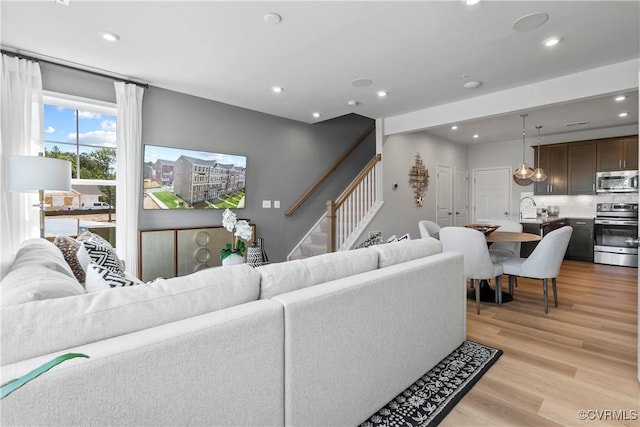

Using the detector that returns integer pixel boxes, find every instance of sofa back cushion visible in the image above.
[1,239,85,306]
[1,263,261,365]
[372,237,442,268]
[258,247,378,299]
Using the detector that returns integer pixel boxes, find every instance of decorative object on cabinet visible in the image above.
[247,238,269,267]
[531,125,548,182]
[408,152,429,207]
[142,144,247,210]
[220,209,252,263]
[513,114,535,180]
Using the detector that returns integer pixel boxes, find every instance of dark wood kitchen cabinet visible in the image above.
[568,141,597,194]
[565,218,594,262]
[534,144,567,195]
[596,135,638,171]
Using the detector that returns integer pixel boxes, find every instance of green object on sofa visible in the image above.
[0,353,89,400]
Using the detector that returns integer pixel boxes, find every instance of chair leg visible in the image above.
[508,275,516,296]
[552,277,558,307]
[542,278,549,314]
[495,275,503,305]
[474,279,480,315]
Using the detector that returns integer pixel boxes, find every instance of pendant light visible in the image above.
[514,113,534,180]
[531,125,548,182]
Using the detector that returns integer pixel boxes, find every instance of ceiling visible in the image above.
[1,1,638,143]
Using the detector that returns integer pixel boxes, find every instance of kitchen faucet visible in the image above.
[519,196,537,219]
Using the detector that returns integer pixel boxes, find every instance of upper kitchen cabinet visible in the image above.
[596,135,639,171]
[568,141,597,194]
[534,144,567,195]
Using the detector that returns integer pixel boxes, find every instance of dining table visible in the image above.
[476,230,542,304]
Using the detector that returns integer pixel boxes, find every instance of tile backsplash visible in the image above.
[521,192,639,218]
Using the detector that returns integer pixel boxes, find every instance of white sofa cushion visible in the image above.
[372,237,442,268]
[9,238,76,279]
[1,263,261,365]
[1,266,86,306]
[257,247,378,299]
[1,239,85,306]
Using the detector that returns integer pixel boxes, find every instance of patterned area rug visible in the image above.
[360,340,502,427]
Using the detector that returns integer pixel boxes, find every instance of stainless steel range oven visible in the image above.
[594,203,638,267]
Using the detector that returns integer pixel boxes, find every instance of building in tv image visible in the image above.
[143,144,246,209]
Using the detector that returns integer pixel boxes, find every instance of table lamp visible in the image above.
[7,154,72,238]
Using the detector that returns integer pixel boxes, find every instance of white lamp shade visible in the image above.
[7,155,72,192]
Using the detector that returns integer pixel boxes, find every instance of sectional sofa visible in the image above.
[0,236,465,426]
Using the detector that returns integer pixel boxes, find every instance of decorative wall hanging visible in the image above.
[408,152,429,207]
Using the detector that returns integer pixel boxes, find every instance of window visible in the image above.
[43,92,118,245]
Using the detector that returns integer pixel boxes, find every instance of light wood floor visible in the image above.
[441,260,639,426]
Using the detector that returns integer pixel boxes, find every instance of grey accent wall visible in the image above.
[363,131,468,242]
[41,63,375,262]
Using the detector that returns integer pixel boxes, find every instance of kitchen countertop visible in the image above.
[518,215,594,224]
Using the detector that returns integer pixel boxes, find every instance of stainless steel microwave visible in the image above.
[596,170,639,193]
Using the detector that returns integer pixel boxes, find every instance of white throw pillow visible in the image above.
[85,263,144,293]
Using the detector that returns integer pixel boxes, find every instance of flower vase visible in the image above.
[222,253,244,266]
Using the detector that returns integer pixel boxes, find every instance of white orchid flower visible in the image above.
[235,220,252,241]
[222,208,237,232]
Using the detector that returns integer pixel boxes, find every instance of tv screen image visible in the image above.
[143,144,246,209]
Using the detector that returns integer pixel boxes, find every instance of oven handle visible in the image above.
[594,219,638,226]
[624,237,640,248]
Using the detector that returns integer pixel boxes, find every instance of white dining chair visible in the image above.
[439,226,504,314]
[418,220,441,239]
[501,226,573,313]
[484,220,523,262]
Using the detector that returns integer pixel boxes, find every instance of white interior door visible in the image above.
[436,165,452,227]
[472,167,511,222]
[454,167,468,226]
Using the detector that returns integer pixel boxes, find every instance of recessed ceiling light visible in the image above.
[352,78,372,87]
[466,0,481,5]
[473,134,480,139]
[464,80,482,89]
[615,95,627,102]
[512,12,549,32]
[543,36,561,47]
[312,112,321,119]
[264,13,282,25]
[99,31,120,42]
[451,125,459,131]
[271,86,284,93]
[347,100,359,107]
[619,112,630,117]
[377,91,388,98]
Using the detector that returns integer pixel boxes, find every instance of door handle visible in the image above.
[624,237,640,247]
[448,212,452,216]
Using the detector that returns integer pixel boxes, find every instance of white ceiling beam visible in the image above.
[383,59,640,136]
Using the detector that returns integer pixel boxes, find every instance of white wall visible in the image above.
[363,131,467,241]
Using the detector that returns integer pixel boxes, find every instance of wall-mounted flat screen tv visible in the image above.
[142,144,246,209]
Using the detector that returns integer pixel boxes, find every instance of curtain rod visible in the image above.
[1,49,149,89]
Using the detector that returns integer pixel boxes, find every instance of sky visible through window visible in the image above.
[44,104,117,154]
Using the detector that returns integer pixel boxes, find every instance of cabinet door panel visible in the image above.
[623,137,638,170]
[140,230,176,282]
[549,145,567,194]
[568,142,596,194]
[597,139,624,171]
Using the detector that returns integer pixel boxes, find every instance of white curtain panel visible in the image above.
[0,55,44,278]
[114,82,144,276]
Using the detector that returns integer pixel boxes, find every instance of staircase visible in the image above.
[288,154,383,260]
